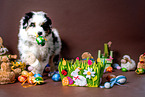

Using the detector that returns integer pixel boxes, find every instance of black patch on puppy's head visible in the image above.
[22,12,33,29]
[41,14,52,33]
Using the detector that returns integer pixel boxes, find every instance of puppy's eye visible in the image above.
[30,23,35,27]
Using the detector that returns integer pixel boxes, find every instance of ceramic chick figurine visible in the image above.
[137,53,145,69]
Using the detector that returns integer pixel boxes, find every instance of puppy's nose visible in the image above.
[38,32,42,36]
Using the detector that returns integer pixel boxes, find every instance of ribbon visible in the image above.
[74,76,80,80]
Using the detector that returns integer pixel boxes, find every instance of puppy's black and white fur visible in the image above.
[18,11,61,74]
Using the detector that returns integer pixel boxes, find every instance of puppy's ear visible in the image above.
[22,12,34,29]
[41,14,52,32]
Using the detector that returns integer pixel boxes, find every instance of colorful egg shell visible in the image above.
[116,75,127,84]
[28,76,36,84]
[122,68,127,72]
[135,68,145,74]
[34,77,44,84]
[62,77,69,86]
[52,74,61,81]
[18,75,27,83]
[67,76,73,85]
[36,36,45,46]
[34,74,42,78]
[22,71,29,77]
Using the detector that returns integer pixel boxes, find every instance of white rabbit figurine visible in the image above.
[71,67,87,86]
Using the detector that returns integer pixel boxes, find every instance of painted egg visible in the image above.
[62,77,69,86]
[28,76,36,84]
[135,68,144,74]
[22,71,29,77]
[67,76,73,85]
[36,36,45,46]
[116,75,127,84]
[104,82,111,89]
[34,74,42,78]
[18,75,27,83]
[52,74,61,81]
[122,68,127,72]
[34,77,44,84]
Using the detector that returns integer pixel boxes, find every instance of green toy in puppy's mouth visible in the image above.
[36,36,46,46]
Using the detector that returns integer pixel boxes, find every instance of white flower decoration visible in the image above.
[83,67,95,79]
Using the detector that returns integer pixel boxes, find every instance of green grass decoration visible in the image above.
[58,58,106,87]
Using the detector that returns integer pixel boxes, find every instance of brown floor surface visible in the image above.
[0,70,145,97]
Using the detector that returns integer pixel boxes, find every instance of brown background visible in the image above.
[0,1,145,97]
[0,0,145,63]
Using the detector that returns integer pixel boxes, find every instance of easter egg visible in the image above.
[34,77,44,84]
[28,76,36,84]
[52,74,61,81]
[104,82,111,89]
[122,68,127,72]
[22,71,29,77]
[36,36,45,46]
[135,68,145,74]
[67,76,73,85]
[62,77,69,86]
[18,75,27,83]
[34,74,42,78]
[116,75,127,84]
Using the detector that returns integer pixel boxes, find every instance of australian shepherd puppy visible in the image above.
[18,11,61,75]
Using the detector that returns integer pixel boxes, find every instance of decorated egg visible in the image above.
[22,70,29,77]
[67,76,73,85]
[28,76,36,84]
[34,77,44,84]
[18,75,27,83]
[116,75,127,84]
[36,36,45,46]
[135,68,145,74]
[34,74,42,78]
[104,82,111,89]
[62,77,69,86]
[52,74,61,81]
[122,68,127,72]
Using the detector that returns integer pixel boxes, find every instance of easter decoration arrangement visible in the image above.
[98,41,113,73]
[135,53,145,74]
[0,37,22,84]
[18,70,44,88]
[121,55,136,72]
[58,55,105,87]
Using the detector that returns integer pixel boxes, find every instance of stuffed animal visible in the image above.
[22,52,43,75]
[0,56,15,84]
[121,55,136,71]
[0,37,8,55]
[137,53,145,69]
[81,52,94,60]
